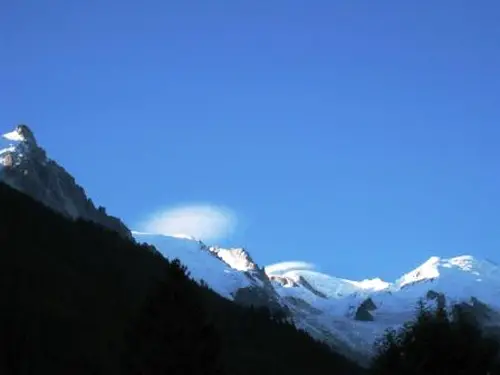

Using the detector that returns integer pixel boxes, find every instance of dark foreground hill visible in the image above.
[0,181,364,375]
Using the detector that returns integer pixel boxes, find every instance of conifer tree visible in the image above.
[370,299,500,375]
[123,259,224,375]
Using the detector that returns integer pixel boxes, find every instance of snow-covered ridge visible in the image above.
[171,233,198,241]
[128,234,500,309]
[395,255,500,289]
[136,231,500,362]
[134,232,256,299]
[209,246,258,272]
[134,230,499,310]
[351,278,391,291]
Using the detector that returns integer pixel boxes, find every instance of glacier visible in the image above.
[133,231,500,363]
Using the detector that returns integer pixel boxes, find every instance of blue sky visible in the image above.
[2,1,500,281]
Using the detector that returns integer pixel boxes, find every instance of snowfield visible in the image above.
[133,232,254,299]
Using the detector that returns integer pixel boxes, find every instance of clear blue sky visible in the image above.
[2,1,500,281]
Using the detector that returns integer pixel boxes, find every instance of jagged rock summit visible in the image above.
[0,124,131,238]
[3,124,38,145]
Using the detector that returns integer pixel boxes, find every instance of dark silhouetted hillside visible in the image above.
[0,182,364,375]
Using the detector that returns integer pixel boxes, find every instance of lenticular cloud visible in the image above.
[265,261,317,275]
[142,204,236,242]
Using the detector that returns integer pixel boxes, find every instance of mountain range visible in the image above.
[2,124,499,366]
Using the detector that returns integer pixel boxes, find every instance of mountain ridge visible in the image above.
[0,124,131,238]
[134,232,500,364]
[3,123,499,366]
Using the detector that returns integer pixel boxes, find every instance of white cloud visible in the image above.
[141,204,237,242]
[265,261,317,275]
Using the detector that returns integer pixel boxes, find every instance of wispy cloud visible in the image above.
[141,204,237,242]
[265,261,317,275]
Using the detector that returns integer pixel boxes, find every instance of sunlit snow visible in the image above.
[210,247,255,272]
[132,229,500,361]
[133,233,253,299]
[2,129,24,142]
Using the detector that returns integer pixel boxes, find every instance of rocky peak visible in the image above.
[1,124,131,239]
[2,124,46,167]
[205,245,286,312]
[3,124,35,144]
[15,124,37,146]
[354,297,377,321]
[208,246,259,272]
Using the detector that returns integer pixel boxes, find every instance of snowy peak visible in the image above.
[208,246,259,272]
[1,125,44,168]
[395,255,499,289]
[3,124,37,146]
[268,269,388,299]
[396,256,442,288]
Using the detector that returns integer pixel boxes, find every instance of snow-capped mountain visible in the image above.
[3,123,500,365]
[0,125,130,238]
[136,232,500,364]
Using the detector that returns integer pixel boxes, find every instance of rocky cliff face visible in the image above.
[0,125,131,238]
